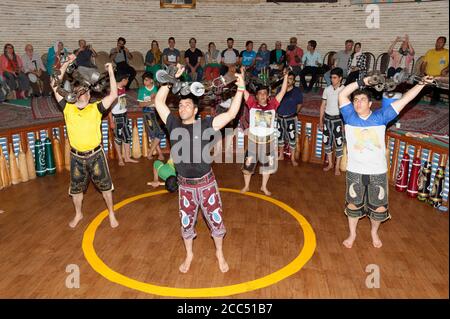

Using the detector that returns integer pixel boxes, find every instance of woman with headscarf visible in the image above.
[0,43,30,99]
[204,42,221,81]
[145,40,162,78]
[46,40,68,76]
[387,35,415,78]
[345,42,367,85]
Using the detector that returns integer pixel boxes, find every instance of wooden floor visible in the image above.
[0,158,448,299]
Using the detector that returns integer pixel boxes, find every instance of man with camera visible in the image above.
[74,39,97,69]
[51,53,120,229]
[110,37,136,90]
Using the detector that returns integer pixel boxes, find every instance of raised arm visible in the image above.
[212,73,245,131]
[154,64,185,124]
[338,77,369,107]
[275,70,289,103]
[100,63,118,109]
[390,76,434,113]
[51,54,76,102]
[388,37,400,55]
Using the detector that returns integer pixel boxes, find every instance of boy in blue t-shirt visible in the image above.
[338,74,435,249]
[137,72,165,161]
[239,41,257,71]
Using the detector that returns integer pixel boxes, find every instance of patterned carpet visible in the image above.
[299,89,449,136]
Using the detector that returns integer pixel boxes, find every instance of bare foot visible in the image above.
[343,235,356,248]
[69,214,83,228]
[109,213,119,228]
[371,232,383,248]
[240,186,249,193]
[216,251,229,273]
[146,154,153,160]
[291,160,299,167]
[278,154,284,161]
[125,158,139,163]
[157,154,165,161]
[323,165,333,172]
[118,160,125,166]
[334,168,341,176]
[261,187,272,196]
[179,254,194,273]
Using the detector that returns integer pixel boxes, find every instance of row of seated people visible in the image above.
[0,35,448,104]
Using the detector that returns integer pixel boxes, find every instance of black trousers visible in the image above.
[345,71,360,85]
[116,62,136,90]
[387,67,403,78]
[300,66,320,91]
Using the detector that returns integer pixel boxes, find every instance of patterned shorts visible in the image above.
[345,171,390,222]
[276,114,298,150]
[143,111,165,140]
[178,171,226,240]
[69,148,114,195]
[323,113,344,158]
[112,113,132,145]
[242,138,278,175]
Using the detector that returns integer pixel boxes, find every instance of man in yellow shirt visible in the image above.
[51,54,119,228]
[420,36,449,105]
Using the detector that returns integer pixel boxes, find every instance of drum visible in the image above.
[28,73,38,83]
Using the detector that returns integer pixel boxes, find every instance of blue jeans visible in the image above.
[187,66,203,81]
[324,70,332,86]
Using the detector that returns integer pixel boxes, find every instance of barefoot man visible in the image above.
[338,74,434,248]
[154,64,245,273]
[51,54,119,228]
[241,68,289,196]
[108,73,139,166]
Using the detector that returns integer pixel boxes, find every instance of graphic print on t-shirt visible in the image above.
[352,127,382,153]
[249,108,275,137]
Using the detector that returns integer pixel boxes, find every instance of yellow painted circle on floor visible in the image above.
[82,188,316,297]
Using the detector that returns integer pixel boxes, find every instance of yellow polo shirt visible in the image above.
[62,101,105,152]
[423,48,449,76]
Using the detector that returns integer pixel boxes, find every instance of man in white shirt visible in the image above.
[220,37,240,76]
[319,67,345,175]
[299,40,322,93]
[21,44,52,96]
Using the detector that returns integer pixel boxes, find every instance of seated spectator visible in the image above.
[184,38,203,81]
[286,37,304,76]
[220,37,239,76]
[110,37,136,90]
[145,40,162,77]
[162,37,180,67]
[0,43,30,99]
[299,40,322,93]
[324,39,353,86]
[255,43,270,75]
[387,35,415,78]
[74,39,97,68]
[345,42,367,85]
[204,42,221,81]
[239,40,257,72]
[47,40,68,76]
[21,44,52,96]
[420,36,449,105]
[270,41,287,74]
